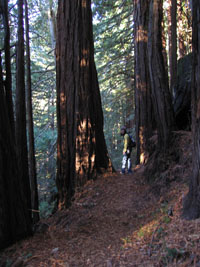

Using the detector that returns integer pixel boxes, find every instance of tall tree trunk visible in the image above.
[48,0,56,181]
[134,0,154,164]
[56,0,112,208]
[167,0,177,92]
[25,0,39,224]
[0,0,15,133]
[183,0,200,219]
[148,0,175,149]
[0,53,32,250]
[15,0,32,224]
[171,0,177,92]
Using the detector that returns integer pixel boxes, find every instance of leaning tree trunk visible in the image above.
[56,0,112,208]
[15,0,32,224]
[183,0,200,220]
[0,53,32,250]
[134,0,155,164]
[25,0,39,224]
[148,0,175,150]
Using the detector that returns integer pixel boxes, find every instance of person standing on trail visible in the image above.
[120,126,133,174]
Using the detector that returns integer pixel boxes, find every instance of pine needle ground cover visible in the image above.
[0,131,199,266]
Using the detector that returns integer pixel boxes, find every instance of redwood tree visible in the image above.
[0,0,15,132]
[0,54,32,249]
[15,0,32,224]
[134,0,154,164]
[25,0,39,223]
[148,0,175,149]
[56,0,112,208]
[183,0,200,219]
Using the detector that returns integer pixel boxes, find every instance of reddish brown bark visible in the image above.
[134,0,154,164]
[56,0,112,208]
[148,0,175,149]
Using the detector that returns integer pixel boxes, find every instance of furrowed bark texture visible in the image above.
[148,0,175,149]
[134,0,154,164]
[56,0,112,208]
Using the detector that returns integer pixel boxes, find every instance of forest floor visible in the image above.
[1,131,200,267]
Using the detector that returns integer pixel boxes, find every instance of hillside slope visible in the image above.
[1,131,200,267]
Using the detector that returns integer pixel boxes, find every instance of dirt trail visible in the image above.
[2,156,197,267]
[1,168,161,267]
[1,131,199,266]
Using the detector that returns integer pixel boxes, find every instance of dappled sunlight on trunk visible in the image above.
[76,118,96,185]
[136,26,148,43]
[56,0,112,208]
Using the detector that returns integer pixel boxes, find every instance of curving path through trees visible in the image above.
[1,168,163,266]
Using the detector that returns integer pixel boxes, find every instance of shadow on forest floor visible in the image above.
[1,131,200,266]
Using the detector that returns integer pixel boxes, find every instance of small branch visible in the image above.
[29,209,40,213]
